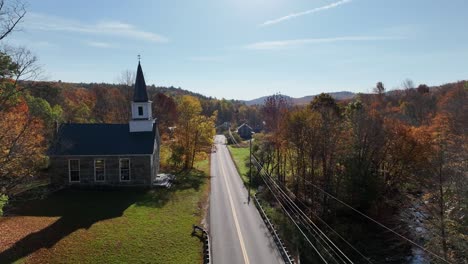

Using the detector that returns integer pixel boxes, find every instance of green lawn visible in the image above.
[228,146,256,194]
[0,161,209,264]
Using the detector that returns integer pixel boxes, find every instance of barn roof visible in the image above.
[237,123,253,131]
[49,123,156,156]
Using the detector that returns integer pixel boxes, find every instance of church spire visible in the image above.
[129,59,154,133]
[133,61,149,102]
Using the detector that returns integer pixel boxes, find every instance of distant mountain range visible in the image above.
[242,91,356,106]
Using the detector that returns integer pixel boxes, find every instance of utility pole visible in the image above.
[248,132,254,204]
[248,137,252,204]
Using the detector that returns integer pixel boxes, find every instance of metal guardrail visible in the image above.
[253,194,295,264]
[193,225,211,264]
[226,130,294,263]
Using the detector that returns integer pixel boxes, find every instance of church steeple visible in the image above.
[129,59,154,133]
[133,62,149,102]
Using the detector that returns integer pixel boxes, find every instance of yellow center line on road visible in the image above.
[218,144,251,264]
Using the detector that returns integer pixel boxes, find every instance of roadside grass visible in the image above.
[227,145,257,196]
[227,145,249,184]
[0,160,210,264]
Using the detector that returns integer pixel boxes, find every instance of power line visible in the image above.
[254,159,371,263]
[256,165,344,263]
[303,180,452,264]
[251,153,372,263]
[253,159,352,264]
[228,129,240,147]
[257,168,328,263]
[294,195,373,264]
[226,132,331,261]
[250,157,346,262]
[227,131,353,263]
[259,170,346,264]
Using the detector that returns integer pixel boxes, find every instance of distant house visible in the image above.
[48,62,160,186]
[237,123,253,139]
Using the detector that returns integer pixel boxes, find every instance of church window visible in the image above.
[94,159,105,182]
[69,159,80,182]
[120,158,131,181]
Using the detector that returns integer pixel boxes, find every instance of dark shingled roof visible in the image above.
[237,123,253,131]
[133,62,149,102]
[49,123,156,156]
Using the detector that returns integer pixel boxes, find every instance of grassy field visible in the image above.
[227,145,256,194]
[0,161,210,264]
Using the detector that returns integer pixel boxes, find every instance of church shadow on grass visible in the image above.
[0,187,172,263]
[0,168,210,263]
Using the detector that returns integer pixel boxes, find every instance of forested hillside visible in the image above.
[243,91,355,106]
[245,82,467,263]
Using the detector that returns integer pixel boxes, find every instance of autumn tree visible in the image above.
[417,84,430,94]
[25,93,62,132]
[61,87,96,123]
[0,1,32,104]
[259,94,290,183]
[152,92,178,136]
[373,81,385,95]
[420,85,468,263]
[342,100,385,209]
[261,93,290,133]
[0,2,48,201]
[171,95,215,169]
[309,93,344,213]
[0,100,46,195]
[91,85,129,123]
[284,108,321,200]
[26,81,63,106]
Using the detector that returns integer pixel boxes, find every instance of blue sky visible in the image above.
[9,0,468,100]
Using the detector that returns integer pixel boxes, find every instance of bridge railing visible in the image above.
[192,225,211,264]
[253,193,295,264]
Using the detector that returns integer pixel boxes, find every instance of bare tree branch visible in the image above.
[0,46,44,110]
[0,0,26,41]
[116,69,135,87]
[9,46,43,82]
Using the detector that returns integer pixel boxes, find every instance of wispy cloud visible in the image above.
[26,13,168,43]
[245,36,402,50]
[261,0,352,27]
[84,41,113,48]
[11,39,56,48]
[188,56,224,62]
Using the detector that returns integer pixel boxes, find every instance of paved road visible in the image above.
[209,135,283,264]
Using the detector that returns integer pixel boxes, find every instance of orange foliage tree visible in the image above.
[61,88,96,123]
[0,99,46,194]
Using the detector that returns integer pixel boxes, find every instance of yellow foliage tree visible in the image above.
[173,95,215,169]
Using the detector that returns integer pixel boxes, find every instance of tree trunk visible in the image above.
[438,157,448,261]
[190,130,200,169]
